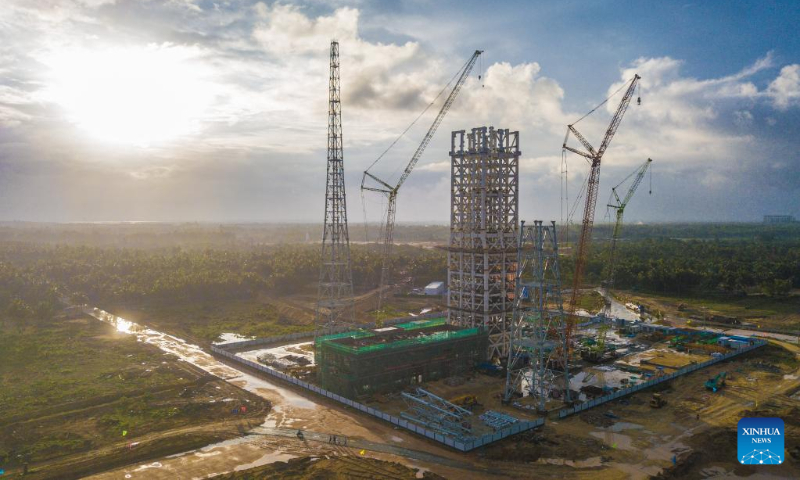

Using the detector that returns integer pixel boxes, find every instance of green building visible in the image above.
[315,318,487,399]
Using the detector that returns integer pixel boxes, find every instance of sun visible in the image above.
[43,44,214,145]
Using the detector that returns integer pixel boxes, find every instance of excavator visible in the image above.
[705,372,727,392]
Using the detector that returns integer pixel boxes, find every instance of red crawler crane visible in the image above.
[562,74,641,352]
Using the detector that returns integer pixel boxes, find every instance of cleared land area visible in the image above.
[1,223,799,478]
[0,311,269,479]
[616,291,800,333]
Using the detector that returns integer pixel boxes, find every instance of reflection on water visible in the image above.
[84,306,317,410]
[597,288,640,321]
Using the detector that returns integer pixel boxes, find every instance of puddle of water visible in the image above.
[238,341,315,368]
[538,456,603,468]
[233,451,296,471]
[215,333,256,344]
[590,431,635,451]
[609,422,644,433]
[85,307,318,410]
[132,462,163,472]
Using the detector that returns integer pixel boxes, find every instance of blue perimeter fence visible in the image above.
[212,317,766,451]
[212,342,543,451]
[557,339,768,419]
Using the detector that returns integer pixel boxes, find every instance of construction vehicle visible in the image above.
[361,50,483,314]
[580,324,616,362]
[705,372,727,392]
[562,74,641,352]
[450,394,481,410]
[605,158,653,290]
[650,393,666,408]
[476,361,503,376]
[669,336,687,351]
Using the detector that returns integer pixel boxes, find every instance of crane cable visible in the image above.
[363,56,470,175]
[570,76,636,126]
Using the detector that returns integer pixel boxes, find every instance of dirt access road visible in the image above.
[83,307,800,479]
[82,308,489,479]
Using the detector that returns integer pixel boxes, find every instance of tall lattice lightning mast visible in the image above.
[504,221,571,409]
[316,40,355,334]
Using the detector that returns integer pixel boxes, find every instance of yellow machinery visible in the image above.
[650,393,666,408]
[450,394,480,410]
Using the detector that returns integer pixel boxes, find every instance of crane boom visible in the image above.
[362,50,483,314]
[563,74,640,347]
[606,158,652,289]
[394,51,483,192]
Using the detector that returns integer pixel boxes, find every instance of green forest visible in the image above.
[575,238,799,296]
[0,223,797,332]
[0,243,445,319]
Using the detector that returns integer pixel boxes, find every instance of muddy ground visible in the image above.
[27,306,794,480]
[0,314,269,479]
[220,456,445,479]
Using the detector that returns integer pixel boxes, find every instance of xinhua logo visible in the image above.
[738,417,784,465]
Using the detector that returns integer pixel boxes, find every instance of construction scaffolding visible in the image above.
[316,40,355,335]
[447,127,519,360]
[504,221,571,410]
[315,318,487,398]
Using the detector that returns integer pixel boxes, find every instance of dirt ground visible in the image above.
[109,288,443,349]
[0,314,270,479]
[81,339,800,480]
[365,371,542,438]
[219,455,445,479]
[615,290,800,334]
[37,310,795,480]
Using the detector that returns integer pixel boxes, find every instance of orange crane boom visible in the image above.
[563,74,641,348]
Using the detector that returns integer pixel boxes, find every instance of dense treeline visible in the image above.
[0,223,451,248]
[0,230,797,320]
[579,222,800,242]
[0,243,446,308]
[3,222,797,249]
[580,238,799,296]
[0,261,60,331]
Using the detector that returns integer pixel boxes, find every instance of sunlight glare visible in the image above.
[44,45,214,145]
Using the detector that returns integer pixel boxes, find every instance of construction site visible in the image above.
[4,3,800,478]
[213,40,792,458]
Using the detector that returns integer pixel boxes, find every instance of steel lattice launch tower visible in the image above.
[447,127,520,360]
[316,40,355,334]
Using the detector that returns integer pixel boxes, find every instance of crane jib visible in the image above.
[562,73,641,350]
[361,49,483,313]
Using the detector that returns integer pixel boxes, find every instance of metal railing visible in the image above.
[211,341,544,451]
[557,340,767,419]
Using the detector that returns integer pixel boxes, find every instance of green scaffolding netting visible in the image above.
[394,317,447,331]
[320,326,481,355]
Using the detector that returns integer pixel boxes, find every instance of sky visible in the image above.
[0,0,799,224]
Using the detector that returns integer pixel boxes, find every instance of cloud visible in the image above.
[768,64,800,110]
[0,1,797,223]
[253,3,360,54]
[733,110,754,128]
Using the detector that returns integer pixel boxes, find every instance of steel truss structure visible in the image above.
[401,388,473,440]
[447,127,519,360]
[316,40,355,335]
[504,221,571,410]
